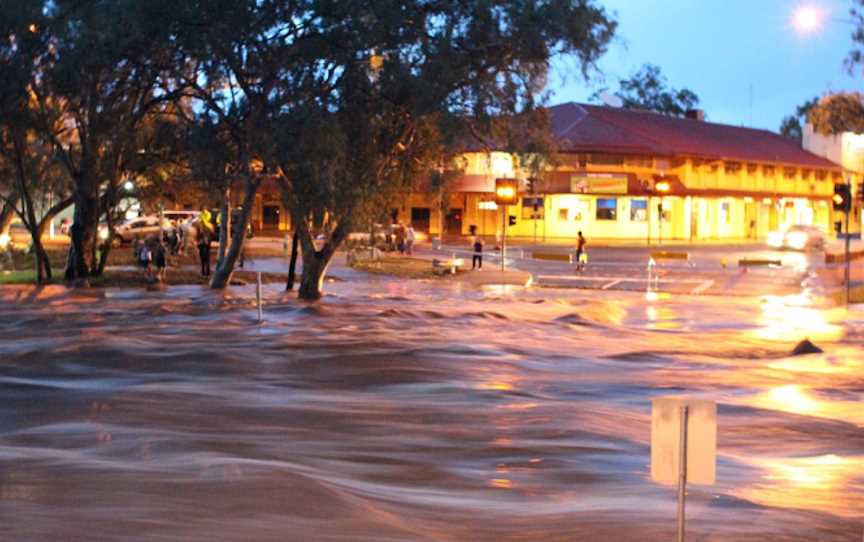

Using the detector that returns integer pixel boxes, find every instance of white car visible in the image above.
[108,216,174,244]
[767,225,826,251]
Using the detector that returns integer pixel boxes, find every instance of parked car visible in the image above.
[767,224,826,251]
[162,210,199,225]
[108,216,174,244]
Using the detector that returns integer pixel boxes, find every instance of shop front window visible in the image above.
[720,201,731,224]
[596,198,617,221]
[522,197,544,220]
[630,199,647,221]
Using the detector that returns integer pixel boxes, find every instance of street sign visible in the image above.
[651,397,716,485]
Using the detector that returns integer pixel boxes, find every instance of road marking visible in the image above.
[601,279,622,290]
[535,275,707,285]
[690,280,714,295]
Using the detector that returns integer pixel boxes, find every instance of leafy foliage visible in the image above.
[807,93,864,136]
[779,97,818,142]
[594,64,699,117]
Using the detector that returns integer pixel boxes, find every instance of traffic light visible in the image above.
[494,178,519,205]
[508,215,517,226]
[834,183,851,212]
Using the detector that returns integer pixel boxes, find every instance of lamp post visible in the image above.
[495,178,519,272]
[793,7,857,304]
[655,180,671,246]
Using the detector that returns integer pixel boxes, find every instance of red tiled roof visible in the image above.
[550,103,841,170]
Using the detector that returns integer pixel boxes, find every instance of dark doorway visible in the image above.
[446,208,463,235]
[262,205,281,229]
[411,207,431,232]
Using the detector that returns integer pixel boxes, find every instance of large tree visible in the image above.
[594,64,699,117]
[31,0,184,283]
[0,0,73,283]
[779,97,818,143]
[806,93,864,136]
[266,0,616,300]
[169,1,303,289]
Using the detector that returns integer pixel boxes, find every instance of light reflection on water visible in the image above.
[0,283,861,540]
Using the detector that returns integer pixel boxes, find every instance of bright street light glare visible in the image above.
[792,5,825,34]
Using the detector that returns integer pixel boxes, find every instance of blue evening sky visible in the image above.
[548,0,862,133]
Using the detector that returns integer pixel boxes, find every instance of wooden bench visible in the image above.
[650,251,690,262]
[738,258,782,268]
[648,251,693,269]
[432,258,464,275]
[532,252,573,263]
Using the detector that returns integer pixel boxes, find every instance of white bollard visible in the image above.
[256,272,263,323]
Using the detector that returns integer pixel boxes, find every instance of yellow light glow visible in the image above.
[792,5,824,34]
[731,453,864,518]
[762,198,772,205]
[369,53,384,72]
[28,23,38,33]
[0,233,9,249]
[496,186,514,198]
[655,181,670,192]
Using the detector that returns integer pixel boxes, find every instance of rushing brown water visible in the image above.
[0,279,862,541]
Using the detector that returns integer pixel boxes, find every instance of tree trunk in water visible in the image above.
[64,189,100,282]
[0,199,15,235]
[285,230,299,291]
[297,248,332,301]
[36,197,73,240]
[209,181,256,289]
[32,237,51,284]
[216,187,230,268]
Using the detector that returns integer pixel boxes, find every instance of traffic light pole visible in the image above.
[501,205,506,272]
[844,201,851,306]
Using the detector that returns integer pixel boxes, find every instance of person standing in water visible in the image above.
[575,231,586,272]
[472,236,483,270]
[197,230,211,277]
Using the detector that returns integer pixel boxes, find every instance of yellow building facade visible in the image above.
[395,104,858,243]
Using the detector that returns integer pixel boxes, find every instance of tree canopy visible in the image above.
[807,93,864,136]
[0,0,617,297]
[779,97,818,143]
[593,64,699,117]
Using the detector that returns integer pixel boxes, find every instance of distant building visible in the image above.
[406,103,856,242]
[803,123,864,232]
[250,103,859,241]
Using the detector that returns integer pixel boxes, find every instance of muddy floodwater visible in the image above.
[0,278,862,541]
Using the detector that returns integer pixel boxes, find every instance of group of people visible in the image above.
[133,237,168,281]
[387,223,416,255]
[466,230,587,272]
[131,207,218,281]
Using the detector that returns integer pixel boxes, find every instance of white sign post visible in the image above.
[651,397,717,542]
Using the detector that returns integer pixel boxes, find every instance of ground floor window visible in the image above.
[522,197,544,220]
[630,199,647,221]
[720,201,731,224]
[596,198,617,220]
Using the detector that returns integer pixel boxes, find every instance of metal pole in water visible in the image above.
[677,405,689,542]
[256,271,263,323]
[501,206,506,272]
[844,203,851,306]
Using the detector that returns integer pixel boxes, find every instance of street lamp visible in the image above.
[792,5,825,34]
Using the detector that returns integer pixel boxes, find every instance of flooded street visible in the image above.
[0,279,862,541]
